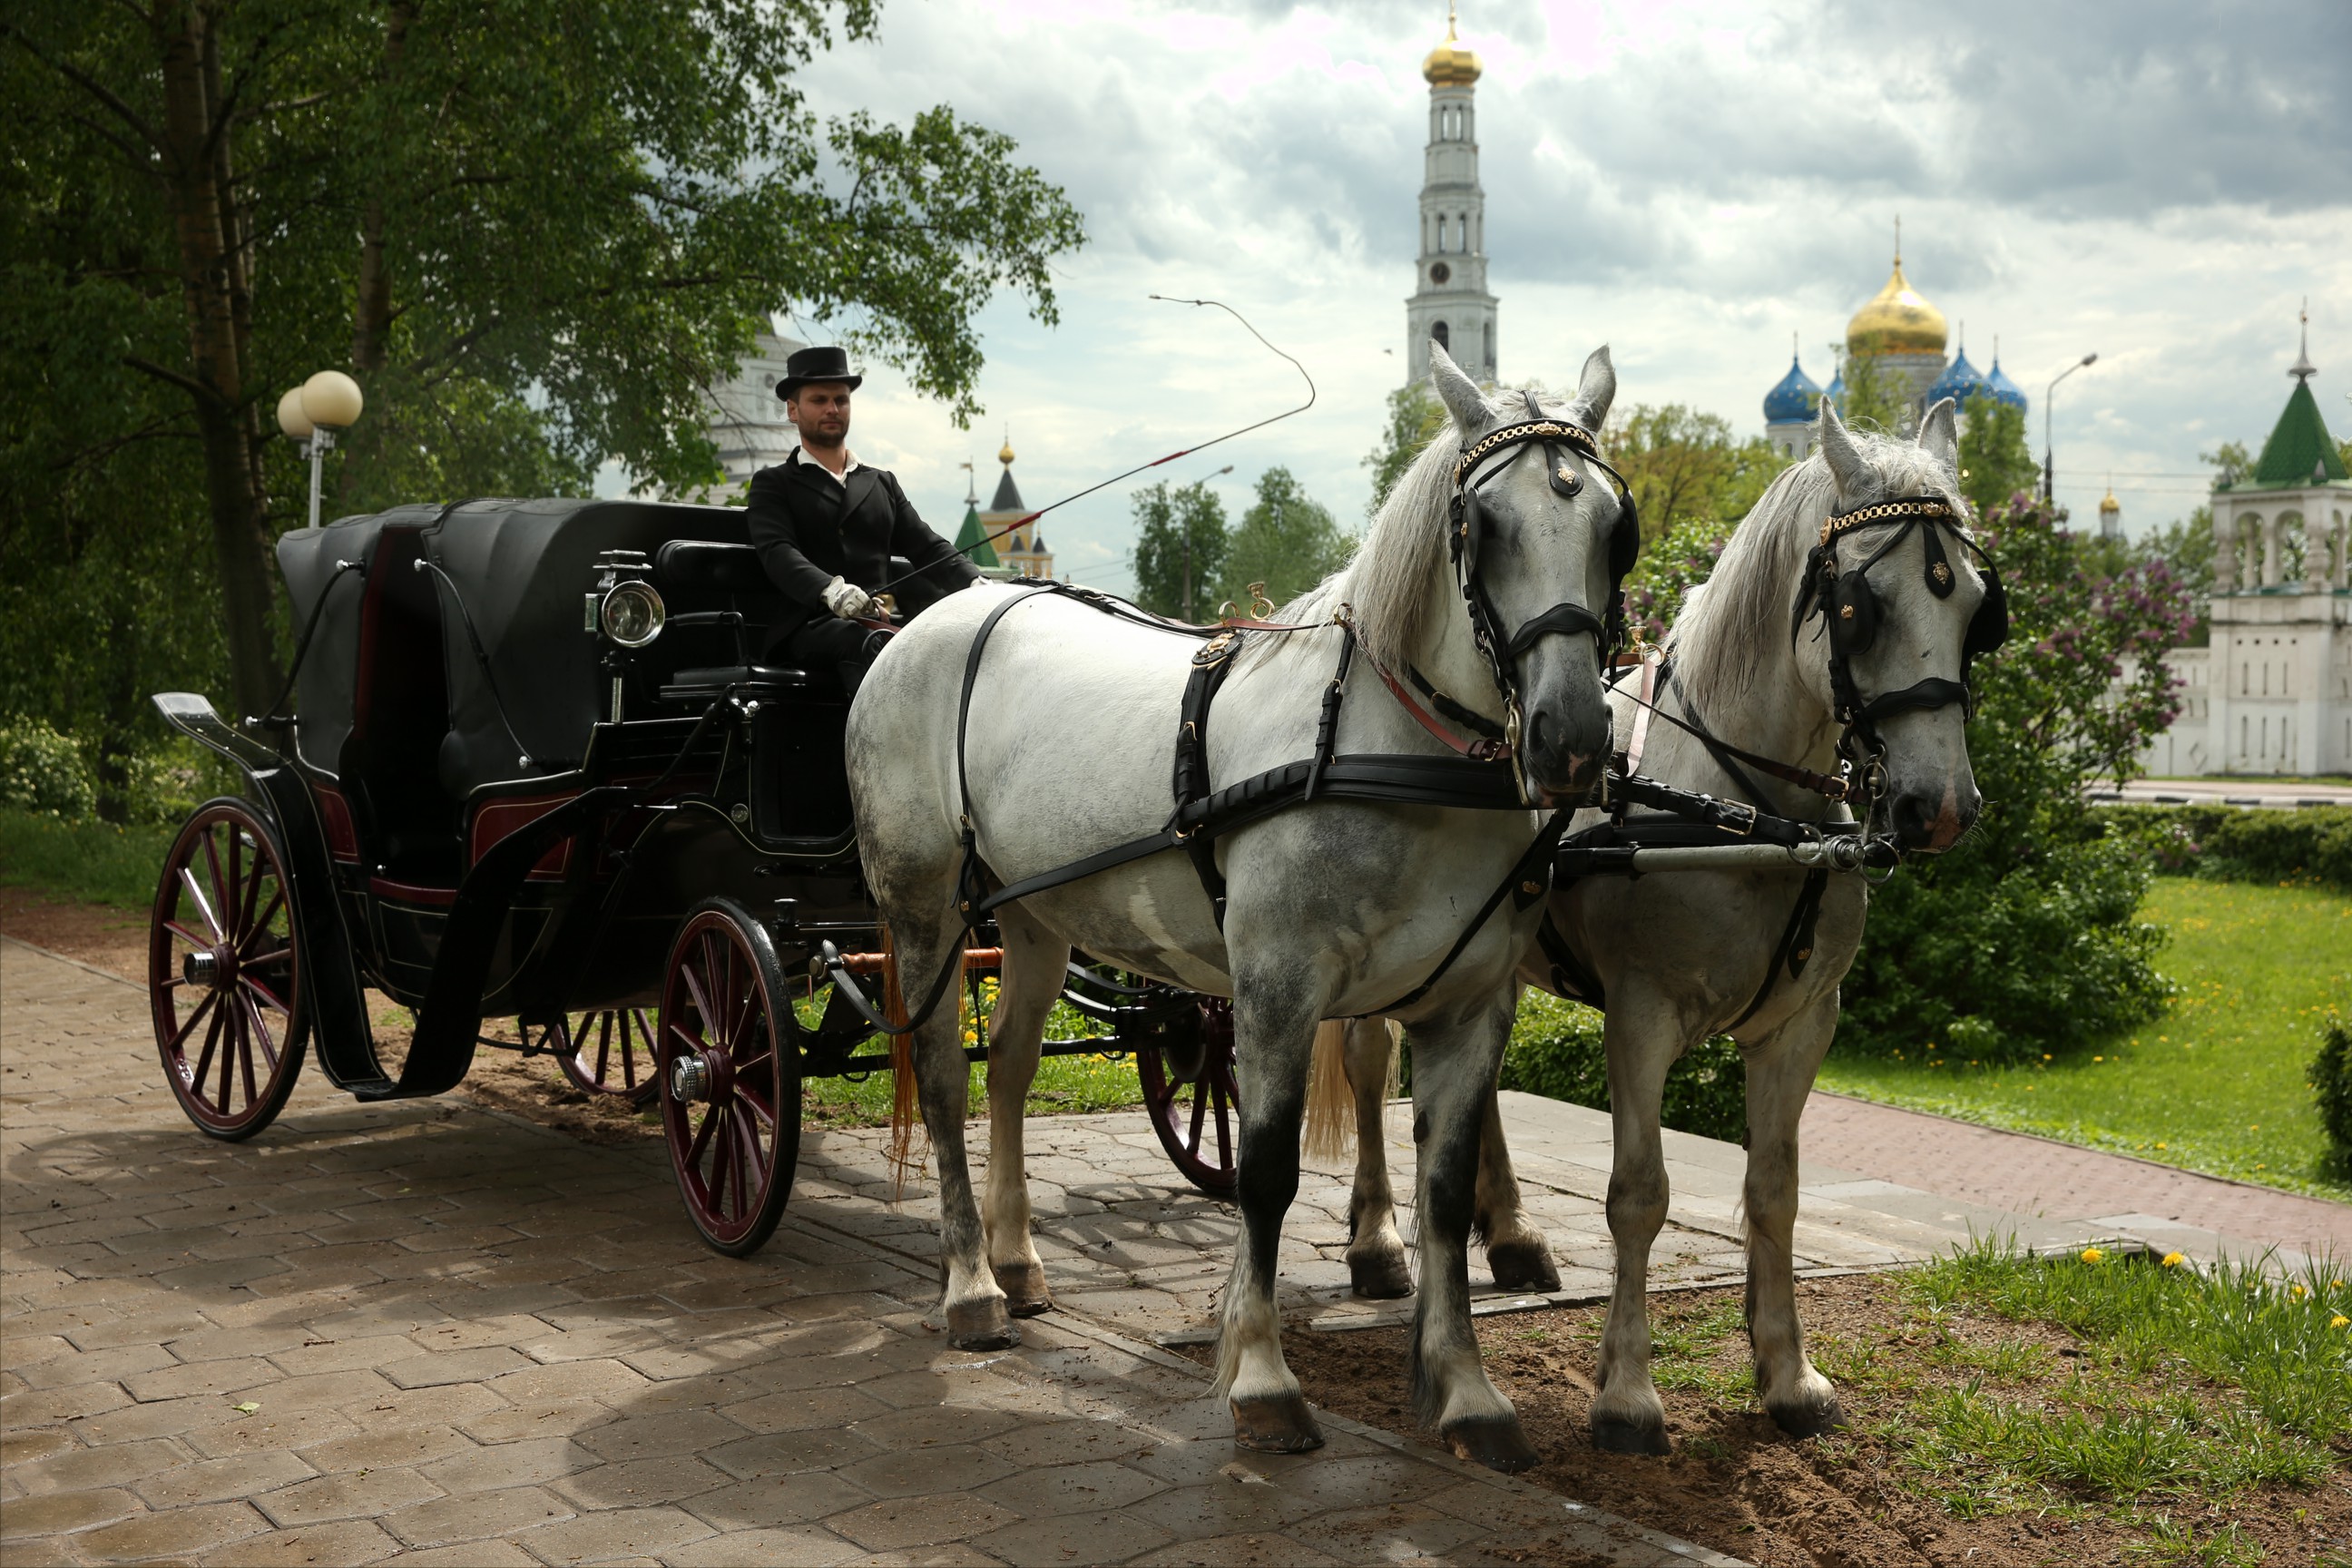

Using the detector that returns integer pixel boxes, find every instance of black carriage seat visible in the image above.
[656,663,811,704]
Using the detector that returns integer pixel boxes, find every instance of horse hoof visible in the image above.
[1231,1393,1325,1453]
[946,1298,1021,1351]
[1767,1396,1845,1438]
[1590,1415,1671,1455]
[1444,1414,1538,1474]
[1348,1252,1414,1300]
[992,1261,1054,1318]
[1485,1238,1561,1293]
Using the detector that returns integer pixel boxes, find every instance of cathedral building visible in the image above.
[974,439,1053,580]
[1405,9,1497,384]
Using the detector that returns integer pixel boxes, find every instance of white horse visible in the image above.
[1319,398,1996,1454]
[848,344,1625,1470]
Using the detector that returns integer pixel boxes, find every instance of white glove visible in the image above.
[822,575,879,620]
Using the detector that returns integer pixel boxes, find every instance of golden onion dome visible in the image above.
[1847,258,1948,358]
[1423,12,1481,86]
[998,439,1015,466]
[2099,486,2120,515]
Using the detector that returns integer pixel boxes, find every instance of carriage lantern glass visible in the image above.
[278,370,365,530]
[599,580,666,647]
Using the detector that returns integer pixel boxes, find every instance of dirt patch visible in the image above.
[1180,1275,2351,1568]
[1,886,150,979]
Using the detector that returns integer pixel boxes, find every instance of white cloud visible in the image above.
[711,0,2352,591]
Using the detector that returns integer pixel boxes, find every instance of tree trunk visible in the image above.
[158,2,281,722]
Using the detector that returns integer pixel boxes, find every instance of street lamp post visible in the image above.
[275,370,366,528]
[1183,464,1234,622]
[2042,352,2098,504]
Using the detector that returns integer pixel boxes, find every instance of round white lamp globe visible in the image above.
[300,370,365,430]
[276,386,316,440]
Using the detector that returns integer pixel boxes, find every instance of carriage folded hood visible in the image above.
[277,496,760,800]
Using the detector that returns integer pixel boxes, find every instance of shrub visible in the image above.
[0,718,96,820]
[2089,803,2352,891]
[2313,1011,2352,1153]
[1500,991,1747,1143]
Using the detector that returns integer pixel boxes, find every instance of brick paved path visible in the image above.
[0,937,1734,1567]
[1800,1093,2352,1263]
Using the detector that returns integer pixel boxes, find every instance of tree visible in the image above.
[3,0,1084,734]
[1221,468,1350,610]
[1830,351,1910,436]
[1363,383,1445,518]
[1599,404,1782,549]
[1955,393,2038,519]
[1129,482,1229,622]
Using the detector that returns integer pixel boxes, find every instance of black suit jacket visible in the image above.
[744,453,982,642]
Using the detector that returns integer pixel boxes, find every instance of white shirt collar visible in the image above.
[792,446,860,485]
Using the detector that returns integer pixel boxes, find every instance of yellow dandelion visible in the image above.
[2080,1247,2105,1263]
[2092,1055,2103,1063]
[2292,1283,2309,1298]
[2156,1142,2168,1150]
[2042,1054,2053,1061]
[2161,1252,2185,1268]
[2336,1316,2350,1330]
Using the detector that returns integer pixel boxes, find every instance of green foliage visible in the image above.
[0,808,177,908]
[0,719,95,820]
[1128,481,1230,622]
[1599,404,1783,550]
[1839,497,2196,1063]
[1623,513,1737,648]
[2092,804,2352,890]
[1220,467,1351,610]
[1956,392,2038,519]
[1830,352,1910,435]
[1363,383,1446,518]
[1500,991,1746,1143]
[2311,1011,2352,1153]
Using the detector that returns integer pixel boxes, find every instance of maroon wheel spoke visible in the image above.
[679,955,719,1042]
[170,991,220,1054]
[591,1013,615,1083]
[1188,1076,1209,1156]
[1211,1075,1232,1169]
[240,974,291,1015]
[217,1002,240,1109]
[180,868,224,943]
[164,919,211,950]
[235,999,260,1107]
[685,1102,718,1171]
[239,887,286,951]
[201,826,229,932]
[244,995,279,1072]
[188,1005,225,1093]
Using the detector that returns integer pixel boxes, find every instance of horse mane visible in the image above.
[1669,426,1967,719]
[1269,429,1459,671]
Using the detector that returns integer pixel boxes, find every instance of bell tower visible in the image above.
[1406,6,1497,386]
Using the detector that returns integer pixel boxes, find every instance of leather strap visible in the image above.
[1728,867,1829,1031]
[1624,652,1661,773]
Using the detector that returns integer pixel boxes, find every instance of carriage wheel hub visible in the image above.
[671,1050,731,1104]
[182,946,237,991]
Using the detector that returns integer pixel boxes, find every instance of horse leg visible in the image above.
[898,916,1016,1351]
[1343,1018,1412,1299]
[1475,1071,1560,1292]
[1407,993,1535,1471]
[980,905,1068,1317]
[1591,1001,1678,1455]
[1745,995,1843,1436]
[1213,980,1323,1453]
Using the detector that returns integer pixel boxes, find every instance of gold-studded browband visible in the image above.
[1818,495,1959,546]
[1454,419,1599,486]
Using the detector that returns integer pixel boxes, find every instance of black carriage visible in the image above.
[147,496,1241,1255]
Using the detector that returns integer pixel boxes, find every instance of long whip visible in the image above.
[872,295,1318,597]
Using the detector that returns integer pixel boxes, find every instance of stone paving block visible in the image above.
[227,1368,397,1415]
[374,1539,540,1567]
[573,1409,749,1464]
[74,1499,271,1562]
[5,1436,186,1496]
[0,1426,78,1465]
[13,1342,178,1390]
[458,1401,616,1446]
[848,1401,1027,1449]
[382,1483,575,1547]
[182,1407,363,1458]
[1126,1474,1329,1537]
[554,1453,731,1512]
[839,1439,1022,1504]
[419,1436,595,1494]
[346,1380,509,1429]
[661,1524,865,1565]
[192,1516,402,1566]
[517,1504,717,1563]
[976,1455,1167,1517]
[718,1382,891,1436]
[977,1416,1161,1468]
[486,1357,652,1405]
[132,1447,316,1507]
[969,1503,1180,1564]
[382,1346,533,1388]
[0,1484,142,1539]
[679,1471,872,1531]
[822,1492,1023,1553]
[1126,1531,1348,1566]
[298,1422,475,1475]
[251,1465,444,1527]
[264,1333,426,1377]
[704,1426,882,1480]
[0,1379,133,1428]
[1285,1498,1492,1560]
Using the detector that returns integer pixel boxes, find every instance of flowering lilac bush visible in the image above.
[1838,496,2198,1063]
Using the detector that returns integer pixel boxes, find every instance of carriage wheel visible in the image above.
[656,899,801,1257]
[1136,997,1240,1200]
[149,798,309,1141]
[548,1008,662,1105]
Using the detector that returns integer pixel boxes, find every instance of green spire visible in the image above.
[2249,377,2347,487]
[954,503,1000,568]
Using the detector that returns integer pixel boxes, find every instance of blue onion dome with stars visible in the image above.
[1926,338,1991,409]
[1763,353,1823,424]
[1982,350,2027,413]
[1824,365,1846,409]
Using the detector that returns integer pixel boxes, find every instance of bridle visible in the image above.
[1444,392,1641,779]
[1789,494,2009,816]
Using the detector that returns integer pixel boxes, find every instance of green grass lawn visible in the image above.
[0,808,176,907]
[1820,877,2352,1200]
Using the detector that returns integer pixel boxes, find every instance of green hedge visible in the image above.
[2092,803,2352,891]
[1499,991,1746,1144]
[2313,1010,2352,1155]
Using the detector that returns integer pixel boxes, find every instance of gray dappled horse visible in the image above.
[1320,397,1996,1455]
[848,345,1626,1471]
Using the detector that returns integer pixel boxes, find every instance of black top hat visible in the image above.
[776,344,862,399]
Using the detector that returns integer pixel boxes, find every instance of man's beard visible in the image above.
[801,423,848,450]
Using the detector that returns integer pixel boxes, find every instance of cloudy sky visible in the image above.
[694,0,2352,595]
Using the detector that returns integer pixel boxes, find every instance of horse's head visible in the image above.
[1800,398,2004,853]
[1428,342,1629,802]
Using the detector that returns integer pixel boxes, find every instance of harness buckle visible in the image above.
[1191,631,1239,668]
[1720,800,1759,837]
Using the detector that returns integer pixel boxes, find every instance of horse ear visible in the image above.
[1569,344,1616,431]
[1818,398,1873,500]
[1916,397,1959,473]
[1428,342,1489,434]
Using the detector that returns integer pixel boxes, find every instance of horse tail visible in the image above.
[880,926,930,1201]
[1303,1019,1354,1163]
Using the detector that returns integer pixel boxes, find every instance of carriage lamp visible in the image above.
[277,370,366,531]
[598,580,666,647]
